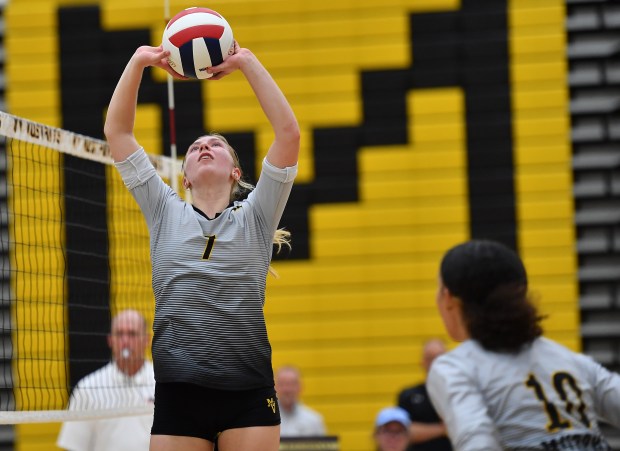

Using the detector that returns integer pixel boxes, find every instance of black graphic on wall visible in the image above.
[294,0,517,256]
[57,3,516,384]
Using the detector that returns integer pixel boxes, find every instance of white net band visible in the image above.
[0,110,180,176]
[0,406,154,424]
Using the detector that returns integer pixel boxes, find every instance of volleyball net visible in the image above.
[0,111,180,423]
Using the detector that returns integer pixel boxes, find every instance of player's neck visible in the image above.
[191,187,231,219]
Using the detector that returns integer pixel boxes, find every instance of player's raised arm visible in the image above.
[209,43,300,169]
[104,46,182,162]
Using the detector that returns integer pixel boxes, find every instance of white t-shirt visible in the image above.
[280,402,327,437]
[57,361,155,451]
[427,337,620,451]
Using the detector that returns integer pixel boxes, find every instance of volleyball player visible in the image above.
[104,42,299,451]
[427,239,620,450]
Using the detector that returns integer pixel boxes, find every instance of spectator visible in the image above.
[275,365,326,437]
[397,338,451,450]
[57,309,155,451]
[373,407,411,451]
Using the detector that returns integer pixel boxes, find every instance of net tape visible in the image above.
[0,406,154,424]
[0,110,181,176]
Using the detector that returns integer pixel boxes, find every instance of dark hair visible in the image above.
[440,240,543,353]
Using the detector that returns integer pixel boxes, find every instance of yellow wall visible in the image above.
[510,0,578,348]
[5,0,576,450]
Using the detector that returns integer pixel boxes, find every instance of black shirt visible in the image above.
[398,383,452,451]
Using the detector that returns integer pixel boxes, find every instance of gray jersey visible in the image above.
[115,148,297,390]
[427,337,620,451]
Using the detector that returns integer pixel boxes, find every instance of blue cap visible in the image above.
[375,407,412,429]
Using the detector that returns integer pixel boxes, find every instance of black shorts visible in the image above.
[151,382,281,442]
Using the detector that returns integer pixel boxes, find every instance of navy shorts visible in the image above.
[151,382,281,442]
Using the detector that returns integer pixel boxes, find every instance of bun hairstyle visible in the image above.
[440,240,543,353]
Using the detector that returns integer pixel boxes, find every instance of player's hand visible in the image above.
[207,41,246,80]
[133,45,188,80]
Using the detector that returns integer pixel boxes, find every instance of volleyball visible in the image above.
[162,7,235,79]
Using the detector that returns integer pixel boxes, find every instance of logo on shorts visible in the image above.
[266,397,277,413]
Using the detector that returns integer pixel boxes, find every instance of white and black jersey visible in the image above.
[427,337,620,451]
[115,148,297,391]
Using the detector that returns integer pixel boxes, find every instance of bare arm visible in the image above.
[209,44,300,169]
[104,46,183,162]
[410,421,447,444]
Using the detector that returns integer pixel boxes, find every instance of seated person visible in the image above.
[373,406,411,451]
[275,365,326,437]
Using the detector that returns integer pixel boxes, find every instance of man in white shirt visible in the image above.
[275,365,326,437]
[57,309,155,451]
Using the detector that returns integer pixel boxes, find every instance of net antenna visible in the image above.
[164,0,179,193]
[0,111,180,424]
